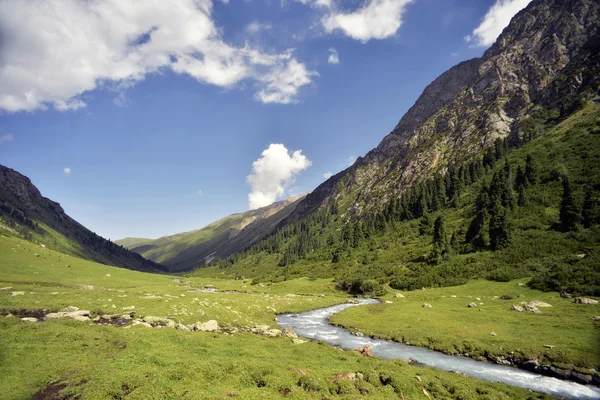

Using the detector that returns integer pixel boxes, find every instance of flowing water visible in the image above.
[277,299,600,399]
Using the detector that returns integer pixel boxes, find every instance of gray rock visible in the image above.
[283,328,298,338]
[574,297,599,305]
[592,316,600,321]
[468,302,477,308]
[265,329,282,337]
[21,317,38,322]
[292,339,307,344]
[422,303,432,308]
[175,323,191,332]
[131,320,152,328]
[141,316,176,328]
[61,306,79,312]
[511,305,524,312]
[193,320,219,332]
[10,291,24,296]
[523,300,552,308]
[44,310,90,320]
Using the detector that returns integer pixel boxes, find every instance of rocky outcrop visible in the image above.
[574,297,599,304]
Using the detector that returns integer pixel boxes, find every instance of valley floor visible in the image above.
[0,235,596,399]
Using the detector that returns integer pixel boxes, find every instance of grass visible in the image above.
[0,234,553,399]
[330,279,600,370]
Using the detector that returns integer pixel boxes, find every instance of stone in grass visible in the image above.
[265,329,282,337]
[522,300,552,308]
[395,293,405,298]
[490,332,497,336]
[574,297,599,305]
[175,323,191,332]
[592,316,600,321]
[422,303,432,308]
[283,328,298,338]
[10,291,24,296]
[193,320,219,332]
[142,316,176,328]
[61,306,79,312]
[292,339,307,344]
[45,309,91,321]
[384,300,393,304]
[130,320,152,328]
[21,317,38,322]
[468,302,477,308]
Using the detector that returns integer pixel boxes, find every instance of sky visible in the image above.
[0,0,532,240]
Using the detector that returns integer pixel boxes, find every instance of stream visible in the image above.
[276,299,600,399]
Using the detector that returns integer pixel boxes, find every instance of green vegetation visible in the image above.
[0,235,548,399]
[330,280,600,371]
[196,103,600,298]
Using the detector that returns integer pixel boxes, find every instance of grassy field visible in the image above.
[0,234,555,399]
[330,280,600,370]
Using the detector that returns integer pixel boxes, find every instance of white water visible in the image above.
[277,299,600,399]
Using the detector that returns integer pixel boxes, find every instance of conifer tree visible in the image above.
[560,177,581,232]
[489,200,511,250]
[430,215,450,264]
[582,187,599,228]
[525,154,538,185]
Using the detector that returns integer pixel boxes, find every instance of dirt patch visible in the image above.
[32,382,71,400]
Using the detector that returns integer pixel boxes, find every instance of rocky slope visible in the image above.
[284,0,600,224]
[117,194,306,272]
[0,165,166,272]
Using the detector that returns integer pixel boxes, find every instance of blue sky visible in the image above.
[0,0,532,240]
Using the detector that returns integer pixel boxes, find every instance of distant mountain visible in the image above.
[0,165,166,272]
[116,194,307,272]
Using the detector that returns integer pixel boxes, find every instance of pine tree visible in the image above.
[515,165,526,187]
[525,154,537,185]
[517,184,527,206]
[489,200,511,250]
[582,187,599,228]
[560,177,581,232]
[430,215,450,264]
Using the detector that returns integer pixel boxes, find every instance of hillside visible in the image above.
[0,165,166,272]
[117,194,306,272]
[197,0,600,296]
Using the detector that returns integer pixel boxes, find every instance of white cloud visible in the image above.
[328,48,339,64]
[323,172,333,179]
[63,168,72,176]
[113,92,131,108]
[197,190,204,196]
[0,134,14,144]
[295,0,333,8]
[247,143,311,209]
[246,21,273,34]
[0,0,316,112]
[465,0,532,47]
[347,156,357,166]
[323,0,413,42]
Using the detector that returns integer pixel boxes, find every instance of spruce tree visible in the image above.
[582,187,599,228]
[560,177,581,232]
[517,184,527,206]
[489,200,511,250]
[430,215,449,264]
[525,154,537,185]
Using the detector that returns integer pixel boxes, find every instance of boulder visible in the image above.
[523,304,542,314]
[21,317,38,322]
[292,339,307,344]
[265,329,282,337]
[10,291,24,296]
[193,320,219,332]
[574,297,599,305]
[422,303,432,308]
[468,302,477,308]
[592,316,600,321]
[175,323,191,332]
[283,328,298,338]
[44,310,90,321]
[141,316,176,328]
[384,300,393,304]
[523,300,552,308]
[490,332,497,336]
[334,373,362,381]
[395,293,405,298]
[251,324,271,334]
[560,290,572,298]
[131,320,152,328]
[355,346,372,357]
[346,298,358,304]
[510,305,524,312]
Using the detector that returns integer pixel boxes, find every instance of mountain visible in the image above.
[285,0,599,225]
[116,194,307,272]
[197,0,600,296]
[0,165,166,272]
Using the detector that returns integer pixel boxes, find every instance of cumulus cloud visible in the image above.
[295,0,333,8]
[465,0,532,47]
[0,134,14,144]
[328,48,339,64]
[63,168,72,176]
[322,0,413,42]
[323,172,333,179]
[247,144,311,209]
[0,0,316,112]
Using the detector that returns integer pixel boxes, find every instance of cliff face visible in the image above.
[283,0,600,224]
[0,165,166,272]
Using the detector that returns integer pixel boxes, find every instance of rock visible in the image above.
[44,310,90,320]
[522,360,540,371]
[0,287,13,290]
[592,316,600,321]
[120,314,132,320]
[292,339,307,344]
[334,373,362,381]
[510,305,524,312]
[490,332,497,336]
[21,317,38,322]
[395,293,405,298]
[523,300,552,308]
[468,302,477,308]
[422,303,432,308]
[476,297,481,301]
[105,273,111,277]
[450,295,456,298]
[251,324,270,333]
[10,291,24,296]
[355,346,372,357]
[193,320,219,332]
[131,320,152,328]
[142,316,176,328]
[5,314,14,318]
[283,328,298,338]
[354,331,365,337]
[384,300,393,304]
[100,314,114,321]
[92,316,101,322]
[61,306,79,312]
[544,345,555,349]
[265,329,282,337]
[176,323,191,332]
[560,290,572,299]
[571,371,593,384]
[574,297,599,305]
[523,304,542,314]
